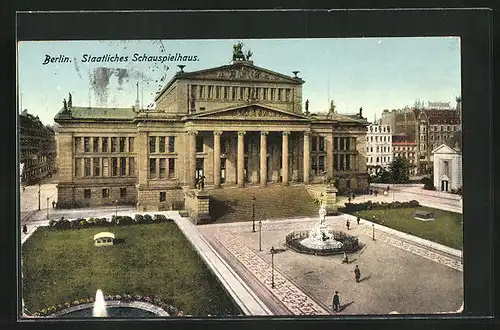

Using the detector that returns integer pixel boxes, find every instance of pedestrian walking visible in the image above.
[22,224,27,235]
[354,265,361,283]
[332,291,340,312]
[356,216,360,225]
[52,200,56,208]
[342,252,349,264]
[348,197,351,203]
[346,219,350,230]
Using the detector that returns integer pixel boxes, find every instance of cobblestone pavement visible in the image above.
[199,215,463,315]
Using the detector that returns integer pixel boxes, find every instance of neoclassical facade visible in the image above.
[54,58,370,211]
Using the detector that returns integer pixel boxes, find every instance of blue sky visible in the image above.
[17,37,461,125]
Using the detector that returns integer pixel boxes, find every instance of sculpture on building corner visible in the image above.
[63,98,67,111]
[68,93,72,108]
[305,99,309,114]
[359,106,363,118]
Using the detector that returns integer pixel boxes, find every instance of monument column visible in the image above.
[188,131,197,188]
[237,131,246,187]
[213,131,222,188]
[260,131,268,186]
[282,131,290,185]
[303,131,310,183]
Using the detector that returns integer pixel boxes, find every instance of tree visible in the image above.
[388,157,410,184]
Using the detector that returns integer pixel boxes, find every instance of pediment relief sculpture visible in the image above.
[195,106,306,120]
[196,66,291,82]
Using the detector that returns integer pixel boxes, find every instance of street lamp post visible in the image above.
[46,197,49,219]
[115,200,118,218]
[252,196,256,232]
[372,223,375,241]
[270,246,275,288]
[37,182,41,211]
[258,220,262,251]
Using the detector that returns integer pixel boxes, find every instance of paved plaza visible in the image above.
[198,215,463,315]
[20,182,464,316]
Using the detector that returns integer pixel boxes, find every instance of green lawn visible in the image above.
[22,222,240,315]
[352,207,463,249]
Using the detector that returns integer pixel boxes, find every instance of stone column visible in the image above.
[213,131,222,188]
[237,131,246,187]
[188,131,197,188]
[303,131,310,183]
[282,131,290,185]
[260,131,268,186]
[326,132,334,178]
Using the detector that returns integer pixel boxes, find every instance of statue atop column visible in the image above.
[318,203,327,225]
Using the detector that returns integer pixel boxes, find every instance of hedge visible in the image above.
[49,214,173,230]
[340,200,420,213]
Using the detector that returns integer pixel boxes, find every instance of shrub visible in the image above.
[49,219,57,227]
[341,200,420,213]
[120,216,134,226]
[143,214,153,223]
[154,214,170,222]
[134,214,145,224]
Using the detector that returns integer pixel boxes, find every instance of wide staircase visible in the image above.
[208,184,318,224]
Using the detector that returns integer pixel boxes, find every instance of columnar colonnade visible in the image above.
[187,129,320,188]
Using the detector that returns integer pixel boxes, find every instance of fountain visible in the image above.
[285,203,361,256]
[93,289,108,317]
[299,203,343,250]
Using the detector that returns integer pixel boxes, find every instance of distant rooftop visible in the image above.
[54,106,137,121]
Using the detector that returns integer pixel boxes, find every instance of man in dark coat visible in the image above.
[22,224,27,235]
[346,219,350,230]
[354,265,361,282]
[332,291,340,312]
[357,216,360,225]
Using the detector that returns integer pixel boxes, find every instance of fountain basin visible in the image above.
[50,300,170,318]
[286,230,361,256]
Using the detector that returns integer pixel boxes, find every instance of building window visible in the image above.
[102,137,108,152]
[160,191,166,202]
[75,137,82,152]
[102,188,109,198]
[278,89,283,101]
[285,89,291,101]
[75,158,81,177]
[318,156,325,172]
[198,85,204,99]
[196,136,204,152]
[159,136,166,153]
[159,158,166,179]
[311,157,318,175]
[346,155,351,170]
[208,86,213,99]
[346,138,351,151]
[149,136,156,153]
[339,154,345,170]
[262,88,268,100]
[128,137,134,152]
[231,87,237,100]
[84,158,91,177]
[111,137,118,152]
[311,137,317,152]
[93,158,100,176]
[443,160,450,176]
[119,137,126,152]
[111,157,118,176]
[224,86,229,99]
[215,86,221,99]
[168,158,175,178]
[84,189,91,199]
[318,137,325,152]
[340,138,345,150]
[120,158,126,176]
[93,138,99,152]
[102,158,109,176]
[149,158,156,178]
[168,136,175,152]
[128,157,135,176]
[84,137,90,152]
[270,88,275,101]
[120,188,127,198]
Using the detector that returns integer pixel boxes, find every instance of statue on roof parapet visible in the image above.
[68,93,72,108]
[359,106,363,118]
[305,99,310,114]
[233,42,253,61]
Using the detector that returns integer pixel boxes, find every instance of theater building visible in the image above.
[54,57,370,211]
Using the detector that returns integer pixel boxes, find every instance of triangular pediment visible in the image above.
[181,63,303,84]
[189,104,309,121]
[432,143,459,154]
